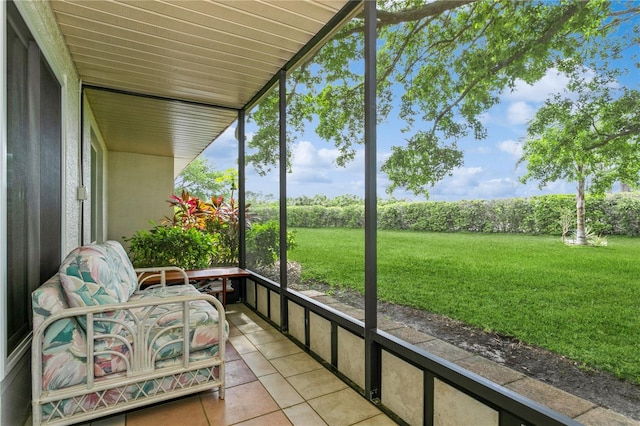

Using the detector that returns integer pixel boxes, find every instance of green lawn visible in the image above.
[288,228,640,384]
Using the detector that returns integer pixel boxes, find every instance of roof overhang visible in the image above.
[49,0,362,171]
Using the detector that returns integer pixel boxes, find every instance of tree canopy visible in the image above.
[175,157,237,200]
[521,79,640,196]
[246,0,639,198]
[519,61,640,243]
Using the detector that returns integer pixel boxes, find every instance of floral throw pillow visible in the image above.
[59,245,129,333]
[59,245,127,305]
[103,240,138,297]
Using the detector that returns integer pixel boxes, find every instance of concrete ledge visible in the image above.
[506,377,596,418]
[576,407,640,426]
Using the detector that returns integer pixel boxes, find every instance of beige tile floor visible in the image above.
[77,303,396,426]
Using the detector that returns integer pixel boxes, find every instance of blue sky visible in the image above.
[203,24,638,202]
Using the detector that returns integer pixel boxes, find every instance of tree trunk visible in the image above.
[575,177,586,245]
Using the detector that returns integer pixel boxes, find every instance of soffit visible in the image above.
[49,0,354,166]
[84,88,238,159]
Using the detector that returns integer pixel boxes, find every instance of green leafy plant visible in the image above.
[246,221,297,267]
[253,192,640,236]
[569,226,608,247]
[126,223,215,269]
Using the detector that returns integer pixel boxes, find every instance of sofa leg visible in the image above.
[219,385,225,400]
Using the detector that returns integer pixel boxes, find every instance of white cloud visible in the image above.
[289,141,336,185]
[429,166,527,201]
[504,68,570,103]
[287,141,367,196]
[507,101,535,125]
[476,178,519,198]
[478,112,491,125]
[203,126,239,165]
[470,146,491,155]
[434,167,484,185]
[463,166,484,176]
[290,140,367,172]
[430,167,484,198]
[289,169,333,184]
[291,141,335,168]
[497,140,523,159]
[220,126,575,201]
[515,179,574,198]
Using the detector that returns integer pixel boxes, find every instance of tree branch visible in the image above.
[338,0,476,38]
[608,4,640,24]
[585,126,640,150]
[379,19,431,84]
[377,1,476,25]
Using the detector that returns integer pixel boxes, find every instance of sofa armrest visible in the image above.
[135,266,189,290]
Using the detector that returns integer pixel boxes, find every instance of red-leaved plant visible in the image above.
[164,189,250,266]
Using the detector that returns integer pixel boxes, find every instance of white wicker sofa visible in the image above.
[31,241,227,426]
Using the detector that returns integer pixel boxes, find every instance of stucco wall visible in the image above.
[107,152,174,248]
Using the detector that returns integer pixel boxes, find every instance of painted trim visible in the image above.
[83,84,239,112]
[12,1,78,88]
[82,94,108,244]
[0,0,8,381]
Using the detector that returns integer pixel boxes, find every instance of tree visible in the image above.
[246,0,639,197]
[174,157,237,200]
[519,68,640,244]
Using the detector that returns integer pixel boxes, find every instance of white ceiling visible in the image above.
[49,0,358,170]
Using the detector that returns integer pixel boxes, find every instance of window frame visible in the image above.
[2,0,64,377]
[89,127,105,244]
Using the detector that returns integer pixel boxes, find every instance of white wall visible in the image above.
[107,152,174,247]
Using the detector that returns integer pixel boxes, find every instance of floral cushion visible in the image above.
[33,274,131,390]
[33,275,89,390]
[33,274,71,332]
[58,244,136,336]
[59,245,131,307]
[103,240,139,297]
[129,285,228,363]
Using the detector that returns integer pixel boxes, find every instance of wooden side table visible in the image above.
[138,267,250,307]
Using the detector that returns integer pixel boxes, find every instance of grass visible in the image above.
[288,228,640,384]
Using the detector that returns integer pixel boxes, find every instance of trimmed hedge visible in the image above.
[252,193,640,236]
